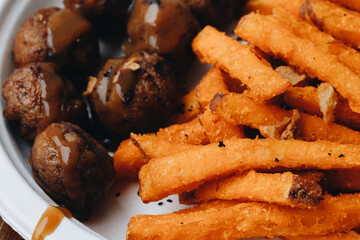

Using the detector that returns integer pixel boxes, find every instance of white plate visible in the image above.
[0,1,275,239]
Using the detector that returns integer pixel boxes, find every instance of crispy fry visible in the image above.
[198,109,245,142]
[128,194,360,239]
[273,7,360,76]
[210,93,360,144]
[192,25,291,101]
[235,12,360,113]
[196,68,229,111]
[244,0,304,15]
[326,169,360,191]
[173,89,201,124]
[284,86,360,130]
[114,118,209,179]
[180,170,324,207]
[281,231,360,240]
[305,0,360,49]
[331,0,360,12]
[139,138,360,202]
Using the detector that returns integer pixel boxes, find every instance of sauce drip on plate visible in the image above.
[32,205,72,240]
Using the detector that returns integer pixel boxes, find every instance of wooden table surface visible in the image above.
[0,216,23,240]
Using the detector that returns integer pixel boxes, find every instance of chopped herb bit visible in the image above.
[167,199,173,203]
[218,141,226,148]
[275,158,279,162]
[158,202,163,206]
[338,154,345,158]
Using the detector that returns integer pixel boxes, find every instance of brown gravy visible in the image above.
[32,205,72,240]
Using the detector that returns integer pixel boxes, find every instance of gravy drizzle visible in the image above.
[32,205,72,240]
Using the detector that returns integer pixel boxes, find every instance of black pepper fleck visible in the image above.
[328,153,331,156]
[158,202,163,206]
[167,199,173,203]
[188,108,192,112]
[216,187,219,191]
[115,192,120,197]
[338,154,345,158]
[275,158,280,162]
[137,191,140,196]
[180,222,183,225]
[218,141,226,148]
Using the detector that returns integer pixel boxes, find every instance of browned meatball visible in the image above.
[2,62,86,140]
[29,122,115,220]
[13,7,99,78]
[123,0,200,73]
[85,51,177,136]
[64,0,133,36]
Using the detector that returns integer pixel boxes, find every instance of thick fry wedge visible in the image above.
[245,0,304,15]
[210,93,360,144]
[180,170,324,207]
[128,194,360,240]
[235,12,360,112]
[281,231,360,240]
[139,138,360,202]
[305,0,360,49]
[284,86,360,130]
[192,25,291,101]
[273,7,360,75]
[196,68,228,111]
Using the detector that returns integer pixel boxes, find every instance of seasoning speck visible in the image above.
[275,158,279,162]
[167,199,173,203]
[158,202,163,206]
[115,193,120,197]
[218,141,226,148]
[338,154,345,158]
[216,187,219,191]
[137,191,140,196]
[328,153,331,156]
[180,222,184,225]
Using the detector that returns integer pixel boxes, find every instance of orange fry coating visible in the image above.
[180,170,324,207]
[326,169,360,191]
[281,231,360,240]
[210,93,360,144]
[139,138,360,202]
[305,0,360,49]
[245,0,304,15]
[196,68,228,111]
[284,86,360,130]
[127,194,360,240]
[235,12,360,113]
[330,0,360,12]
[173,89,201,124]
[273,7,360,75]
[192,25,291,101]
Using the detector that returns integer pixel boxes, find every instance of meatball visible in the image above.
[64,0,133,36]
[29,122,115,220]
[123,0,200,73]
[85,51,177,136]
[13,7,99,78]
[2,62,86,140]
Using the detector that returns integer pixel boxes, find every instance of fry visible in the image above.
[305,0,360,49]
[113,118,209,179]
[330,0,360,12]
[180,170,324,207]
[196,68,228,111]
[198,109,245,142]
[245,0,304,15]
[284,86,360,130]
[127,194,360,239]
[210,93,360,144]
[192,25,291,101]
[325,169,360,191]
[273,7,360,75]
[281,231,360,240]
[235,12,360,113]
[139,138,360,202]
[173,89,201,124]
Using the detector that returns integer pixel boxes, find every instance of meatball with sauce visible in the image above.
[64,0,133,36]
[13,7,99,78]
[2,62,86,140]
[85,51,177,136]
[29,122,115,220]
[123,0,200,73]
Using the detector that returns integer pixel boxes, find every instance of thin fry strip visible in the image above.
[273,7,360,75]
[192,25,291,101]
[113,118,209,179]
[235,12,360,113]
[284,86,360,130]
[325,169,360,191]
[196,68,229,111]
[127,194,360,240]
[305,0,360,49]
[180,170,324,207]
[281,231,360,240]
[210,93,360,144]
[330,0,360,12]
[244,0,304,15]
[139,138,360,202]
